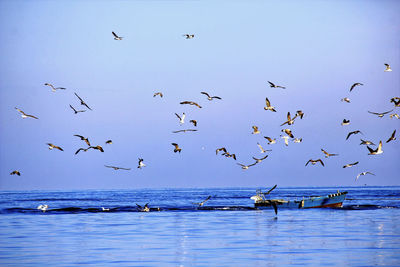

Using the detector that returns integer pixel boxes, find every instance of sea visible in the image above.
[0,186,399,266]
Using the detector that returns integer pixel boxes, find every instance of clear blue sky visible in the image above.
[0,0,399,190]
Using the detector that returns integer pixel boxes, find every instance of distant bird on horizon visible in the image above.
[74,135,91,146]
[74,93,92,110]
[386,130,396,143]
[88,145,104,152]
[341,97,351,103]
[175,112,185,124]
[10,170,21,176]
[136,203,150,212]
[105,140,112,144]
[305,159,324,166]
[257,142,271,153]
[193,196,211,207]
[264,136,276,144]
[343,161,359,168]
[268,81,286,89]
[321,149,338,158]
[69,105,86,114]
[172,129,197,133]
[15,108,38,119]
[264,97,276,112]
[180,101,202,108]
[252,126,260,134]
[44,83,66,92]
[138,158,146,169]
[346,130,363,140]
[182,34,194,39]
[171,143,182,153]
[384,63,392,72]
[356,171,375,181]
[367,141,383,155]
[368,109,393,118]
[350,82,363,92]
[237,162,257,170]
[189,119,197,126]
[104,165,131,171]
[46,143,63,151]
[360,139,375,146]
[153,92,163,98]
[112,31,123,40]
[201,92,221,101]
[341,119,350,126]
[37,204,49,212]
[281,129,294,138]
[252,155,268,163]
[280,112,297,126]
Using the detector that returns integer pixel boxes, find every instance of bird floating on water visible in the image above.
[180,101,202,108]
[305,159,324,166]
[171,143,182,153]
[367,141,383,155]
[350,83,363,92]
[112,31,123,40]
[264,97,276,112]
[368,109,393,118]
[136,203,150,212]
[74,93,92,110]
[201,92,221,101]
[37,204,49,212]
[44,83,66,92]
[10,170,21,176]
[384,63,392,72]
[104,165,131,171]
[386,130,396,143]
[46,143,63,151]
[268,81,286,89]
[321,149,338,158]
[15,108,38,119]
[356,171,375,181]
[69,105,86,114]
[343,161,359,168]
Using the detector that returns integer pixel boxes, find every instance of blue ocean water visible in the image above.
[0,187,399,266]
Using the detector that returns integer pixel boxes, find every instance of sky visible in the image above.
[0,0,399,190]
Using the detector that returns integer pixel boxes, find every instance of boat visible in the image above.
[250,186,348,209]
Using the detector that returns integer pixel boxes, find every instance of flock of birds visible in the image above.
[8,31,399,211]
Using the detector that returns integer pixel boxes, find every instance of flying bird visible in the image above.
[74,135,91,146]
[281,129,294,138]
[305,159,325,166]
[46,143,63,151]
[321,149,338,158]
[252,155,268,163]
[69,105,86,114]
[384,63,392,72]
[293,138,302,143]
[264,136,276,144]
[104,165,131,170]
[390,97,400,107]
[257,143,271,153]
[44,83,66,92]
[360,139,375,146]
[356,171,375,181]
[175,112,185,124]
[153,92,163,98]
[88,145,104,152]
[10,170,21,176]
[222,152,237,160]
[280,112,297,126]
[15,108,38,119]
[136,203,150,212]
[350,83,363,92]
[189,119,197,126]
[75,148,89,155]
[201,92,221,101]
[182,34,194,39]
[237,162,257,170]
[105,140,112,144]
[281,135,290,146]
[296,110,304,119]
[386,130,396,143]
[112,31,123,40]
[172,129,197,133]
[368,109,394,118]
[268,81,286,89]
[367,141,383,155]
[180,101,202,108]
[389,113,399,119]
[193,196,211,207]
[341,97,351,103]
[341,119,350,126]
[252,126,260,134]
[346,130,363,140]
[343,161,359,168]
[264,97,276,112]
[216,147,227,155]
[171,143,182,153]
[138,158,146,169]
[74,93,92,110]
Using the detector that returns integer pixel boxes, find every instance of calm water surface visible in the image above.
[0,187,399,266]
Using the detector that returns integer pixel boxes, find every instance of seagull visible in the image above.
[15,108,39,119]
[263,97,277,112]
[138,158,146,169]
[281,129,294,138]
[216,147,227,155]
[44,83,66,92]
[341,97,351,103]
[153,92,163,98]
[341,119,350,126]
[390,97,400,107]
[252,126,260,134]
[237,162,257,170]
[264,136,276,144]
[321,149,338,158]
[389,113,399,119]
[343,161,359,168]
[281,135,290,146]
[293,138,302,143]
[350,82,363,92]
[136,203,150,212]
[172,129,198,133]
[88,145,104,152]
[257,142,271,153]
[305,159,324,166]
[384,63,392,72]
[175,112,185,124]
[296,110,304,119]
[112,31,123,40]
[46,143,63,151]
[252,155,268,163]
[268,81,286,89]
[193,196,211,207]
[101,207,110,211]
[10,170,21,176]
[182,34,194,39]
[37,204,49,212]
[189,119,197,126]
[104,165,131,170]
[180,101,202,108]
[74,93,92,110]
[74,135,91,146]
[222,152,237,160]
[75,148,89,155]
[201,92,221,101]
[105,140,112,144]
[367,141,383,155]
[368,109,394,118]
[360,139,375,146]
[171,143,182,153]
[386,130,396,143]
[69,105,86,114]
[280,112,297,126]
[356,171,375,181]
[346,130,363,140]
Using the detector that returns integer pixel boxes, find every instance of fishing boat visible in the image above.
[250,186,348,209]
